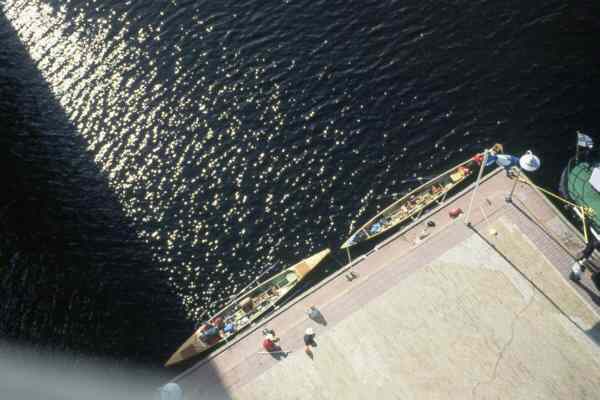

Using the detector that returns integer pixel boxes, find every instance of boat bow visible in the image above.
[291,248,331,278]
[164,248,330,367]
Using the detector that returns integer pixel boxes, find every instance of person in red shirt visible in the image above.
[261,328,278,352]
[262,337,275,352]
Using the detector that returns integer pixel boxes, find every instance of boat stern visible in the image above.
[165,328,213,367]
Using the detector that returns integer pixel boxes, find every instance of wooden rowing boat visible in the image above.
[165,248,331,367]
[340,149,497,249]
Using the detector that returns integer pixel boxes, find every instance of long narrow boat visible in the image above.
[340,147,499,249]
[165,248,330,367]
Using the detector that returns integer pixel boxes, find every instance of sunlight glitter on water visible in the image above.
[4,0,353,319]
[5,0,480,325]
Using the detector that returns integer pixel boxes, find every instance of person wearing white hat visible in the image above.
[304,327,316,356]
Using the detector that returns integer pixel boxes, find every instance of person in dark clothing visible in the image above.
[200,324,220,343]
[570,230,598,282]
[303,327,316,356]
[592,271,600,291]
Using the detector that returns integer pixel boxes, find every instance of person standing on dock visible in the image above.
[262,328,279,352]
[262,336,275,352]
[306,306,320,320]
[304,327,317,357]
[306,305,328,325]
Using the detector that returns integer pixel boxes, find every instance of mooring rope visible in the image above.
[516,176,594,243]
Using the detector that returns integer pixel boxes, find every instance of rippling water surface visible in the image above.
[1,0,599,363]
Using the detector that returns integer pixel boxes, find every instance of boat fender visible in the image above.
[472,154,484,165]
[449,208,463,218]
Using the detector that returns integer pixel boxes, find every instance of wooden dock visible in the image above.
[169,168,600,399]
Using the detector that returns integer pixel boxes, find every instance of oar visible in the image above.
[232,261,280,299]
[197,262,280,322]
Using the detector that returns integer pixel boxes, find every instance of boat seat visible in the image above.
[285,272,298,284]
[239,297,254,312]
[450,171,464,183]
[273,275,290,288]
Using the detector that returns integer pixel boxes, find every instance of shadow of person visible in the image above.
[586,321,600,346]
[268,345,289,361]
[305,347,314,360]
[574,280,600,308]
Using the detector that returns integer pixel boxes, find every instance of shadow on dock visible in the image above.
[468,222,591,337]
[586,322,600,347]
[574,281,600,309]
[511,200,578,259]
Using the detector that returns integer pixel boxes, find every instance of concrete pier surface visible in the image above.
[171,169,600,399]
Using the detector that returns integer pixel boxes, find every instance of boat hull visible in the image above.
[165,249,330,367]
[341,155,480,249]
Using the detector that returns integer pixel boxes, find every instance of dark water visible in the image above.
[1,0,600,365]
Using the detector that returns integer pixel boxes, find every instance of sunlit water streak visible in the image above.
[5,0,432,320]
[4,0,598,341]
[6,1,297,318]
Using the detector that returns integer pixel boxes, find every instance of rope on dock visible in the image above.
[516,177,593,244]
